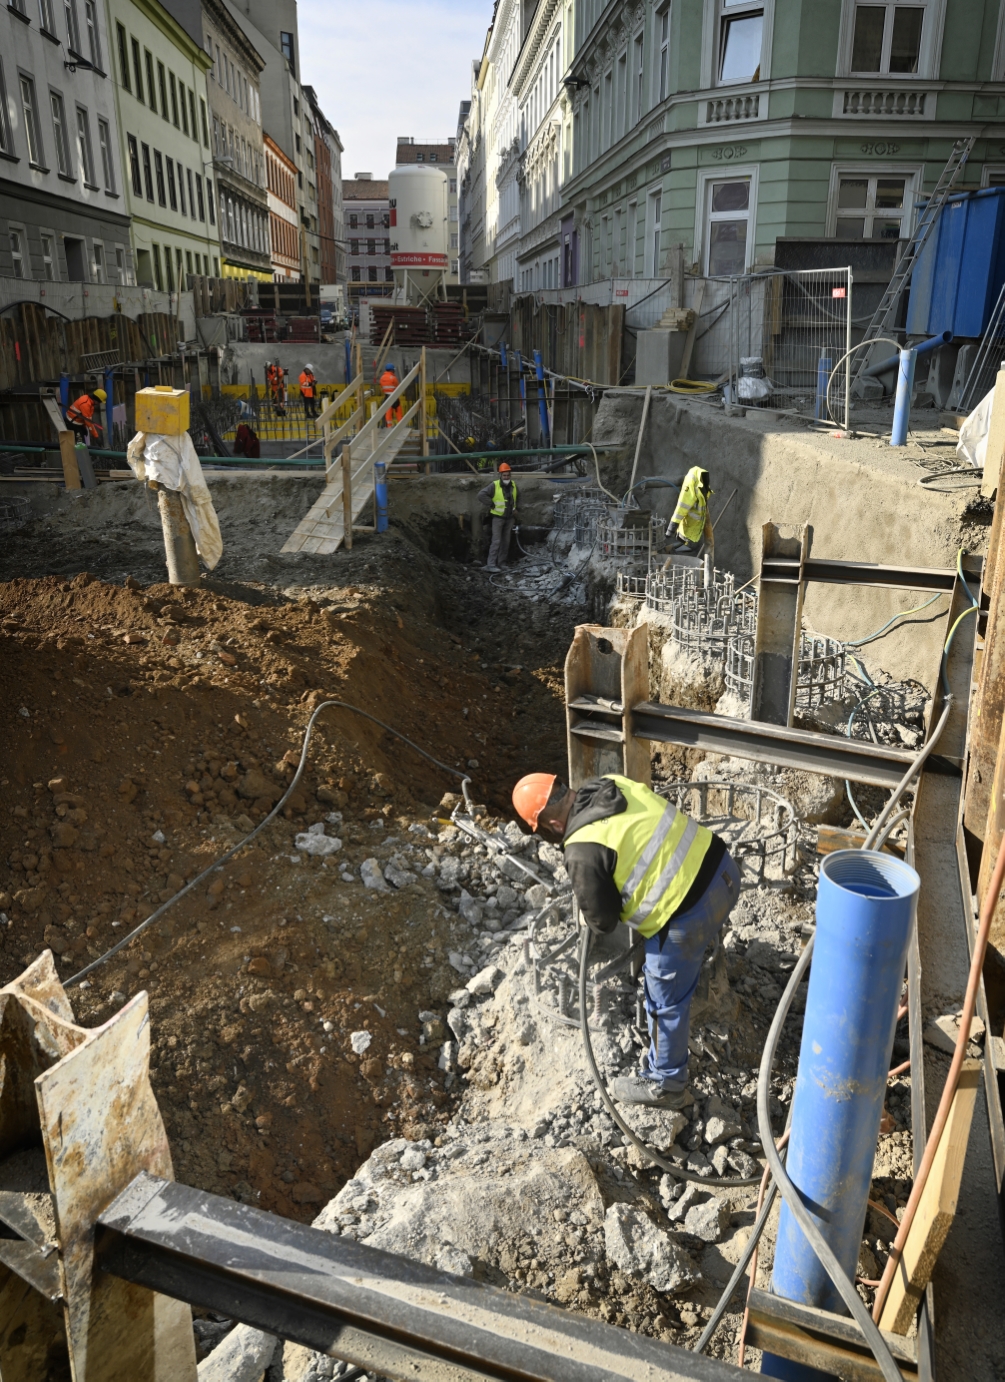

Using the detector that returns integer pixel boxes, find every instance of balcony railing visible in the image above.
[705,93,761,123]
[841,88,930,117]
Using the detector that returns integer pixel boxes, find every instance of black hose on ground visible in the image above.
[65,700,470,989]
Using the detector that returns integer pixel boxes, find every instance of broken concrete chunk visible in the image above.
[923,1011,985,1055]
[457,889,483,924]
[360,858,389,891]
[603,1202,700,1295]
[524,882,552,910]
[350,1031,372,1055]
[710,1145,730,1176]
[399,1146,426,1172]
[495,885,519,910]
[385,859,416,889]
[294,830,342,857]
[703,1096,743,1146]
[683,1196,730,1243]
[667,1182,701,1222]
[727,1148,760,1178]
[467,965,504,996]
[435,1247,473,1276]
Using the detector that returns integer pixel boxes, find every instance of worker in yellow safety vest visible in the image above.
[670,466,713,553]
[477,462,519,572]
[512,771,739,1109]
[380,363,402,425]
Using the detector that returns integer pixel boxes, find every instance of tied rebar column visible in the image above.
[157,488,200,586]
[761,849,919,1379]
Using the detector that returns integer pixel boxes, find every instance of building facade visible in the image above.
[343,174,391,306]
[395,135,459,282]
[460,0,1005,289]
[106,0,219,289]
[202,0,269,279]
[304,84,345,287]
[0,0,132,284]
[265,131,298,278]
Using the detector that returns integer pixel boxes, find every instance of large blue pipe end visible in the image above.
[761,851,919,1378]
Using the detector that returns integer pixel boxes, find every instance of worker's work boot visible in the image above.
[610,1073,692,1110]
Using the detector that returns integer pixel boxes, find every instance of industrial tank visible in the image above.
[388,165,449,302]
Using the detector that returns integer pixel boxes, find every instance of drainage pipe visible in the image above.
[863,330,953,380]
[890,348,917,447]
[374,460,388,533]
[762,849,919,1378]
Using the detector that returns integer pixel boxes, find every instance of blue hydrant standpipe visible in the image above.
[761,849,919,1381]
[890,348,917,447]
[374,460,388,533]
[344,336,352,383]
[814,354,832,421]
[533,349,551,446]
[863,330,952,381]
[104,366,115,448]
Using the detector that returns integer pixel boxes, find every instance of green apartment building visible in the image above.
[460,0,1005,288]
[104,0,220,289]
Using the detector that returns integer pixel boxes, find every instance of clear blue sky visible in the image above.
[297,0,492,180]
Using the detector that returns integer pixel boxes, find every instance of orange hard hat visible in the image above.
[512,773,557,831]
[499,462,512,473]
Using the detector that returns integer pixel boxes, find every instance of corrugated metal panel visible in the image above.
[907,188,1005,338]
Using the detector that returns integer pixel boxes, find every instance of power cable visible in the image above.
[64,701,471,989]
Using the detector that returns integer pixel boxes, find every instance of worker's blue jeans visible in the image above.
[638,851,740,1089]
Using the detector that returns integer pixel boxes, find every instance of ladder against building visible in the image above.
[281,350,428,554]
[850,136,975,391]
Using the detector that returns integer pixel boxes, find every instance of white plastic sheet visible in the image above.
[957,387,993,470]
[127,431,223,569]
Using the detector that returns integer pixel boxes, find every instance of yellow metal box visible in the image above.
[135,386,190,435]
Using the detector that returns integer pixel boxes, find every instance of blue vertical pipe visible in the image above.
[814,353,832,421]
[890,347,917,447]
[499,341,508,368]
[344,336,352,383]
[514,350,527,428]
[59,372,69,414]
[761,849,919,1381]
[103,366,114,447]
[533,350,551,446]
[374,460,388,533]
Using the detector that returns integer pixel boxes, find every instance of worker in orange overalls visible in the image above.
[65,387,106,444]
[380,362,402,426]
[266,361,286,417]
[299,363,318,420]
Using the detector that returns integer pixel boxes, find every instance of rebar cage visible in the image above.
[725,632,847,709]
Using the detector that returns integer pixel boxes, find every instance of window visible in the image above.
[85,0,101,69]
[76,106,95,185]
[9,230,25,278]
[850,4,923,73]
[91,241,104,282]
[185,249,192,274]
[166,156,177,210]
[368,265,377,282]
[116,22,130,88]
[157,62,168,119]
[201,97,209,145]
[450,177,457,193]
[154,149,165,204]
[164,244,173,291]
[169,72,179,126]
[706,176,751,273]
[834,173,909,238]
[64,0,80,53]
[186,166,195,217]
[350,238,358,254]
[429,151,438,162]
[646,188,662,275]
[206,173,215,223]
[19,75,43,167]
[366,212,374,228]
[195,171,205,220]
[131,39,143,102]
[127,133,141,194]
[348,212,357,228]
[450,231,458,249]
[280,30,294,74]
[627,200,638,276]
[141,142,153,199]
[50,91,71,175]
[41,233,55,278]
[351,265,360,281]
[180,84,188,135]
[634,33,644,123]
[115,245,126,283]
[386,266,395,281]
[719,0,763,84]
[177,161,185,213]
[38,0,55,30]
[64,236,85,280]
[145,51,155,110]
[0,61,11,156]
[98,117,114,191]
[188,89,196,140]
[366,237,375,254]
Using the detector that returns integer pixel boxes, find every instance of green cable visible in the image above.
[842,593,945,648]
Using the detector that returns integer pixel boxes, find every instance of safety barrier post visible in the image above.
[374,460,388,533]
[890,348,917,447]
[762,849,919,1378]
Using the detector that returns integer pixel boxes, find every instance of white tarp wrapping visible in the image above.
[957,387,993,470]
[127,431,223,569]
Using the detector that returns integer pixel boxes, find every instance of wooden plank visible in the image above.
[58,433,82,490]
[879,1060,981,1335]
[817,824,905,859]
[279,430,410,555]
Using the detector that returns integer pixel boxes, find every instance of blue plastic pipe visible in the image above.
[814,354,831,421]
[761,849,919,1380]
[499,341,508,368]
[103,366,114,447]
[533,349,551,446]
[374,460,388,533]
[863,330,953,380]
[890,347,917,447]
[515,350,527,427]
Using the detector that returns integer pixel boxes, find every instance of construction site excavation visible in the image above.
[4,328,1005,1382]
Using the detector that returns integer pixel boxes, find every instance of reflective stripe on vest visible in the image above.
[490,479,517,516]
[565,774,712,937]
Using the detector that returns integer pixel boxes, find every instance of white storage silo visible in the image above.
[388,165,449,303]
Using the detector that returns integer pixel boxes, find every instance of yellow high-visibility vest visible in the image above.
[490,478,517,516]
[672,467,711,543]
[564,774,712,938]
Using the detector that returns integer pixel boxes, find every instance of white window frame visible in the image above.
[694,164,759,275]
[655,5,670,105]
[19,74,44,168]
[627,199,638,277]
[97,115,115,192]
[645,186,663,276]
[633,31,645,124]
[76,105,96,187]
[994,1,1005,80]
[90,239,104,282]
[40,230,57,279]
[835,0,946,79]
[50,91,71,176]
[981,164,1005,188]
[701,0,774,88]
[8,226,27,279]
[84,0,101,70]
[825,163,922,239]
[0,60,14,158]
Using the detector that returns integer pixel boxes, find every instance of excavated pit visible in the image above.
[0,440,975,1376]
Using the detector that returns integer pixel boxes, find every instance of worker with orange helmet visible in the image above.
[380,362,402,426]
[477,462,519,572]
[65,387,107,444]
[299,363,318,420]
[512,771,739,1109]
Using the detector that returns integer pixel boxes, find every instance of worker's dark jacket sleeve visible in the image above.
[562,777,628,936]
[477,482,495,509]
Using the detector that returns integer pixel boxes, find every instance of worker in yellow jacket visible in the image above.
[512,770,739,1108]
[670,466,713,554]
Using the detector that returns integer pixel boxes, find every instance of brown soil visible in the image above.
[0,550,571,1220]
